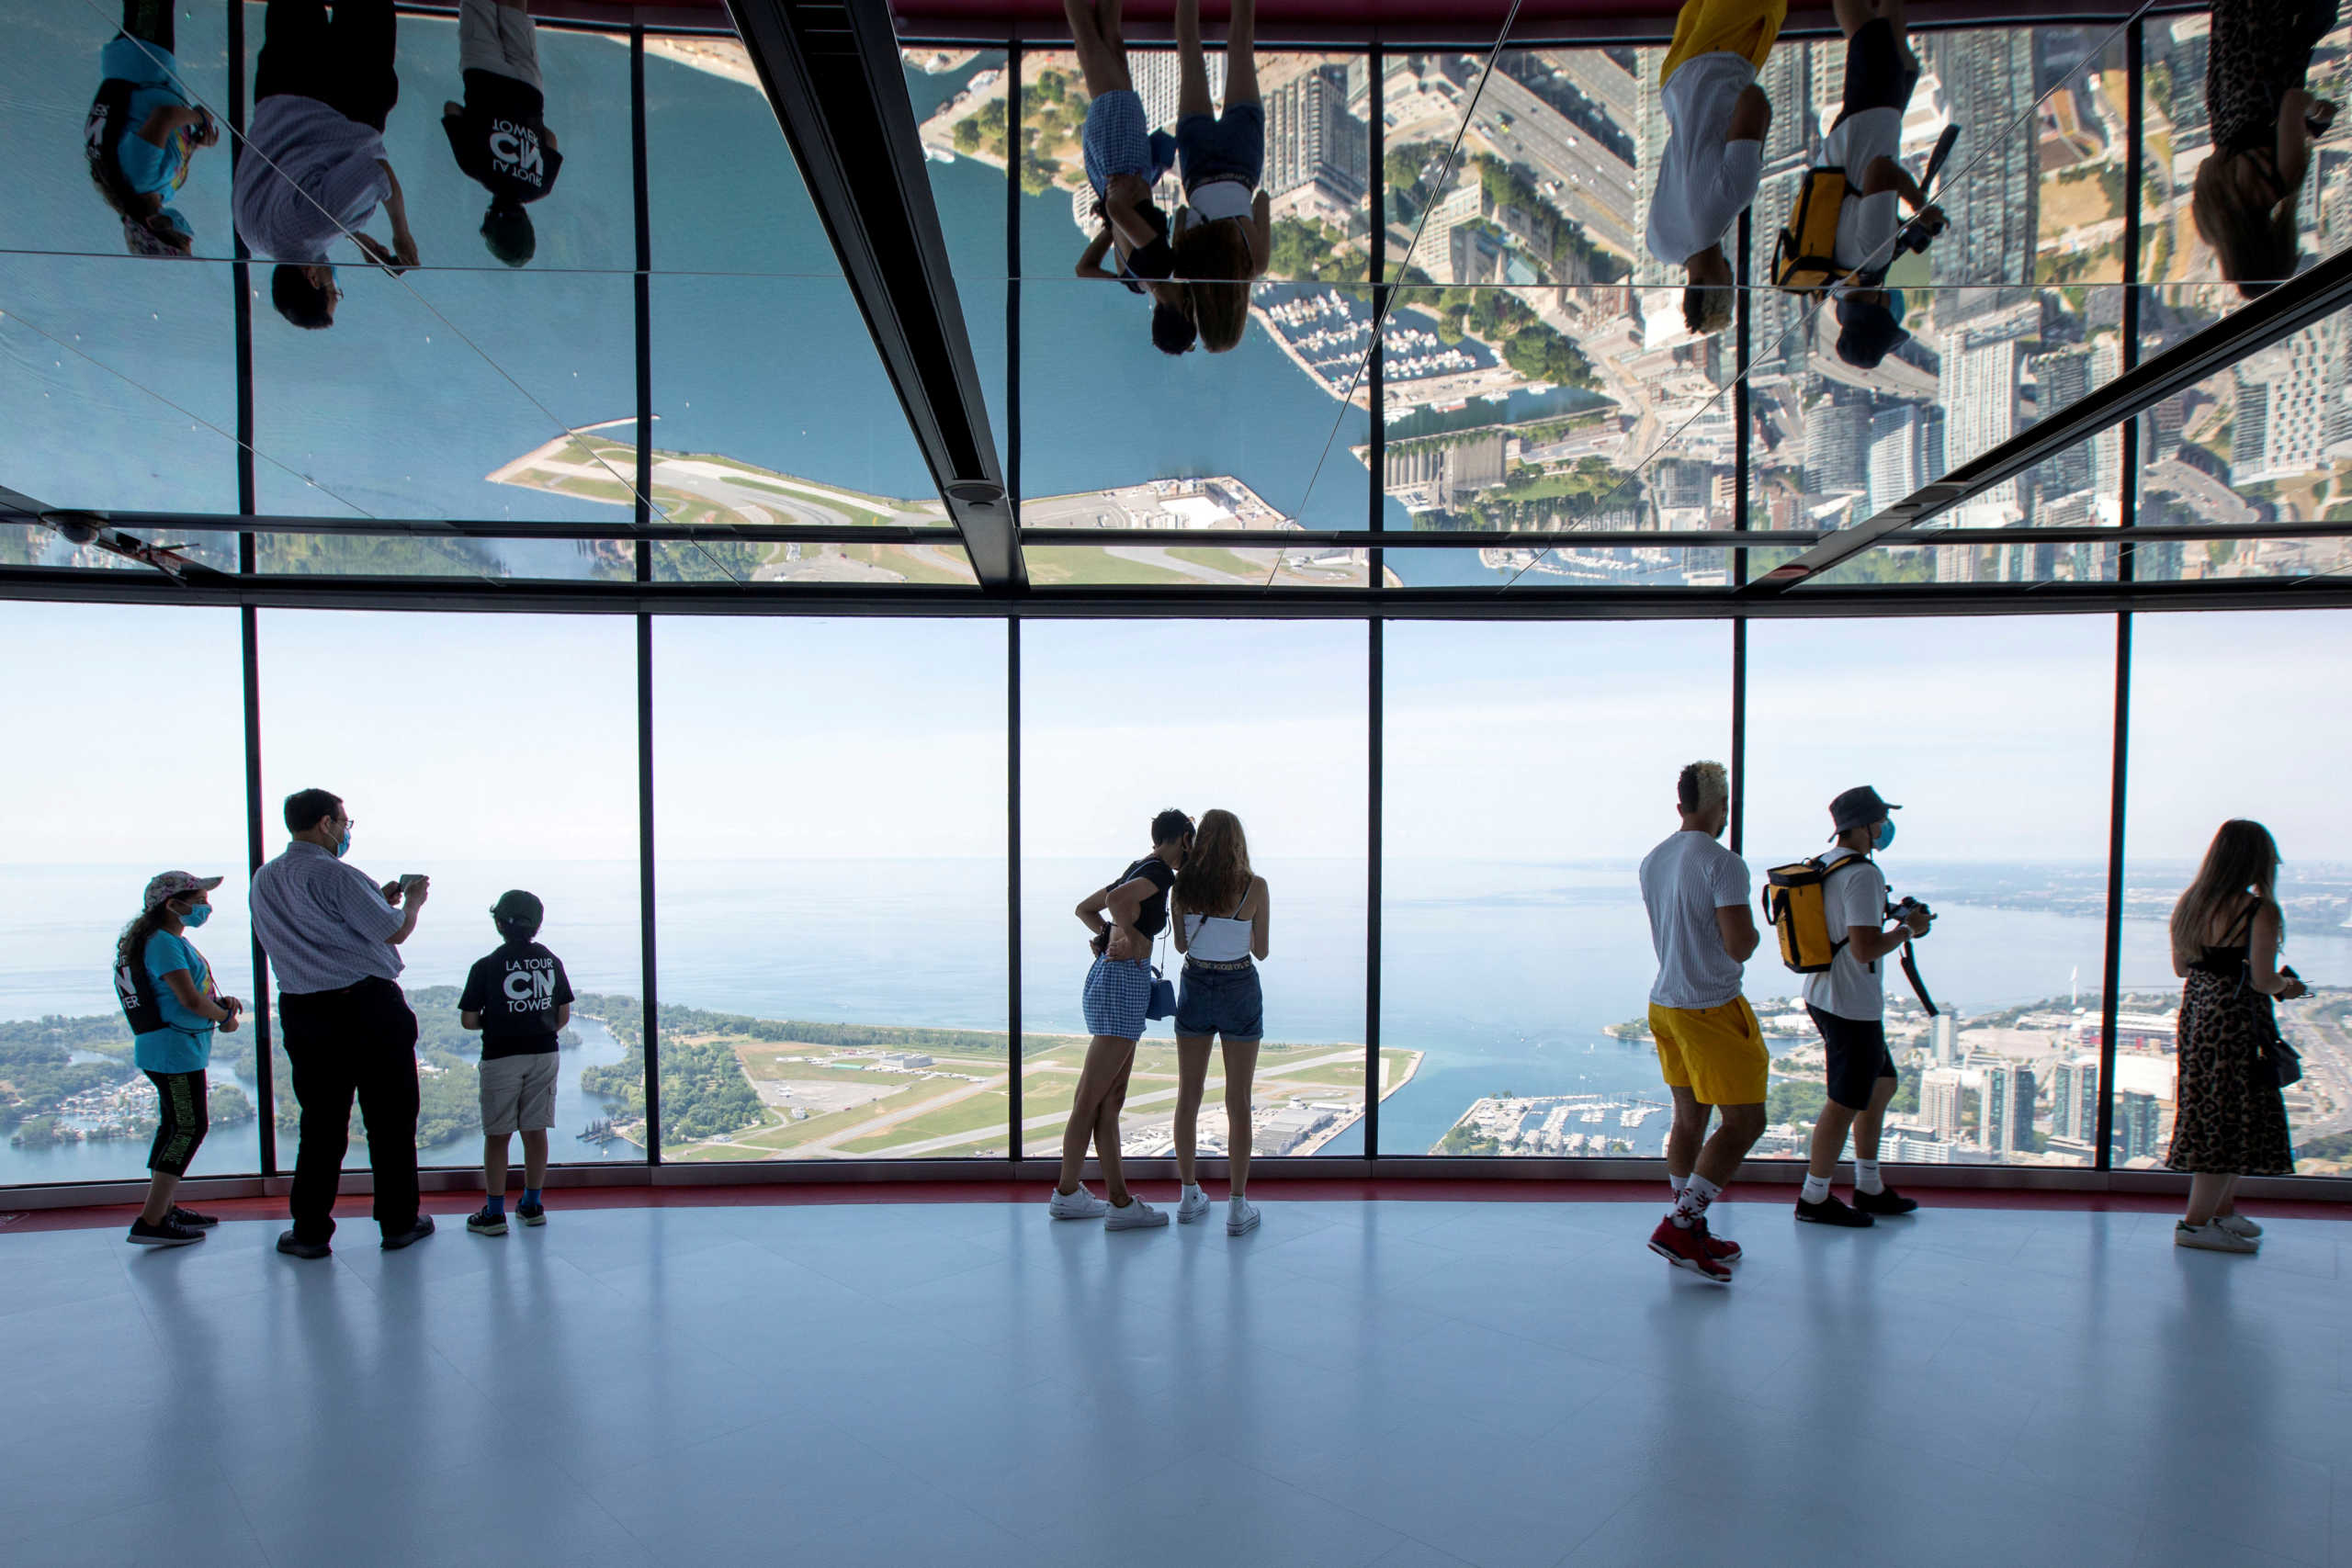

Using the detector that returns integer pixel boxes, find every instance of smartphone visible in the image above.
[398,873,426,890]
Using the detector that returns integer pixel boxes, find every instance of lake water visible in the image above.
[12,856,2350,1185]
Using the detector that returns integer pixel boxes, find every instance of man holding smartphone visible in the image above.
[249,787,435,1258]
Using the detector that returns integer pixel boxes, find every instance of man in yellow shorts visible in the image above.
[1636,761,1768,1283]
[1645,0,1786,336]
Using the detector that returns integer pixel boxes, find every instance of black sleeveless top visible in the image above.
[2187,899,2260,977]
[1119,855,1177,938]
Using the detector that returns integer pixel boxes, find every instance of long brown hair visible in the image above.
[2192,150,2298,299]
[2170,818,2281,959]
[1173,224,1254,352]
[1174,808,1251,917]
[116,899,184,987]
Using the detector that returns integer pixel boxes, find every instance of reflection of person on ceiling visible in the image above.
[1170,0,1270,354]
[1068,0,1192,355]
[234,0,418,330]
[443,0,564,268]
[86,1,220,258]
[1645,0,1784,338]
[2193,0,2338,299]
[1820,0,1942,371]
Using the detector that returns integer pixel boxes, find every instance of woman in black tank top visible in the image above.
[1049,809,1194,1229]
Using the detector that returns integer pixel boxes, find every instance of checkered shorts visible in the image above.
[1082,955,1153,1040]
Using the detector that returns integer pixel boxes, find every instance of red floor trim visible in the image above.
[6,1178,2349,1235]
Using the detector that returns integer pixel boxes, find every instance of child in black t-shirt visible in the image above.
[441,0,561,267]
[459,888,573,1235]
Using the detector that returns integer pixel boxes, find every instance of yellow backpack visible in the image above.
[1761,853,1873,973]
[1770,166,1853,293]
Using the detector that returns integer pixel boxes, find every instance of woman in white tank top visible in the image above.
[1170,808,1271,1235]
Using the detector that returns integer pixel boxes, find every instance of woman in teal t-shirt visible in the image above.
[115,871,243,1247]
[86,0,220,257]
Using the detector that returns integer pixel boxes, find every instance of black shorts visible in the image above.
[1808,1004,1896,1111]
[1832,17,1915,127]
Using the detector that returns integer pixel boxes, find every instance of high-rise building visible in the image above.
[1869,404,1926,514]
[1943,336,2023,525]
[2116,1090,2163,1163]
[1806,391,1873,499]
[1922,1066,1967,1141]
[1929,1010,1959,1066]
[1128,51,1222,144]
[1924,29,2038,326]
[1984,1063,2037,1156]
[1263,64,1369,221]
[2230,320,2352,484]
[2051,1056,2100,1145]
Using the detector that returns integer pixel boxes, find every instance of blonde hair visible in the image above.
[2170,818,2281,961]
[1677,761,1730,817]
[1173,808,1252,917]
[1173,223,1255,353]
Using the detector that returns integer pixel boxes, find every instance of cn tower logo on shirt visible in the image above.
[489,118,544,186]
[504,959,558,1010]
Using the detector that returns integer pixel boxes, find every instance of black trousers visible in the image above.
[120,0,175,51]
[280,976,420,1243]
[255,0,400,132]
[143,1068,207,1177]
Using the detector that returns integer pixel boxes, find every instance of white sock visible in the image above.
[1669,1173,1720,1228]
[1801,1173,1832,1205]
[1230,1192,1250,1207]
[1668,1171,1689,1198]
[1854,1159,1883,1196]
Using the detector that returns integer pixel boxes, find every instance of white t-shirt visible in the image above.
[1822,106,1904,274]
[1644,52,1766,268]
[1801,848,1889,1021]
[1638,830,1753,1010]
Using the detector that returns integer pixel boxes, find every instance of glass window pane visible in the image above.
[2141,11,2352,293]
[1382,622,1729,1156]
[647,29,945,564]
[1019,49,1372,541]
[1022,622,1370,1159]
[256,611,644,1170]
[1747,616,2115,1168]
[2125,610,2352,1173]
[0,603,256,1185]
[654,619,1006,1161]
[243,10,638,576]
[2134,289,2352,581]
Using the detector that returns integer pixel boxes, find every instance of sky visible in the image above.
[13,602,2346,882]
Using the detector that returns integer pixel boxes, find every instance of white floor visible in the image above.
[1,1195,2346,1568]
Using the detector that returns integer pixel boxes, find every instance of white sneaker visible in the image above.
[1227,1196,1261,1235]
[2176,1220,2258,1254]
[1047,1185,1110,1221]
[2213,1213,2264,1239]
[1176,1187,1214,1224]
[1104,1196,1169,1231]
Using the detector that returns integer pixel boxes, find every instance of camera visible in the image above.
[1887,895,1933,928]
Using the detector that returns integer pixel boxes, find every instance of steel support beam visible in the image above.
[1751,243,2352,592]
[720,0,1020,587]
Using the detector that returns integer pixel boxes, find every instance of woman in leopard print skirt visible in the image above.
[2165,819,2304,1254]
[2191,0,2339,295]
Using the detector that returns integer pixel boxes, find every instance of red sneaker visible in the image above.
[1647,1217,1733,1283]
[1696,1218,1741,1265]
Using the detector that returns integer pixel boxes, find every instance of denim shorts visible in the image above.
[1082,955,1153,1041]
[1175,961,1261,1039]
[1176,102,1264,191]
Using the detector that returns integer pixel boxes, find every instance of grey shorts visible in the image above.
[480,1050,559,1135]
[459,0,542,89]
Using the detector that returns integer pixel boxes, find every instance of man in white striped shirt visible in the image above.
[233,0,418,330]
[249,786,434,1258]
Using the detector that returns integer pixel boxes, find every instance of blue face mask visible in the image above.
[334,828,353,859]
[180,903,212,928]
[1872,819,1898,852]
